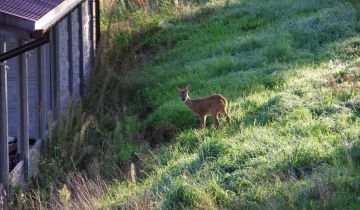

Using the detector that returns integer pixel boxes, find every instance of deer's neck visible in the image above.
[185,98,197,112]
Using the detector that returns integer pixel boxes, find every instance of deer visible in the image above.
[176,83,231,128]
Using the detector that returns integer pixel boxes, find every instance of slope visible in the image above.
[96,0,360,209]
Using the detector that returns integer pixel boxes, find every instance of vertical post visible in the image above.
[15,42,22,157]
[37,45,47,143]
[0,36,9,198]
[95,0,101,48]
[78,4,84,96]
[88,0,95,63]
[17,40,29,181]
[67,14,74,96]
[50,31,55,112]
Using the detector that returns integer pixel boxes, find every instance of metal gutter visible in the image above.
[0,34,49,63]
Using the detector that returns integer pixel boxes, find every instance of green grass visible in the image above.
[96,0,360,208]
[26,0,360,209]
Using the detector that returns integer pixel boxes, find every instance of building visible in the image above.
[0,0,100,200]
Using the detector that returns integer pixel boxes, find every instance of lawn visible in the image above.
[96,0,360,209]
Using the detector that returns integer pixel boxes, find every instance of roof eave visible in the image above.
[0,23,31,40]
[0,0,86,39]
[35,0,86,35]
[0,13,35,32]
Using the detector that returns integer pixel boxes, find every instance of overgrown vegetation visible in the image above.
[19,0,360,209]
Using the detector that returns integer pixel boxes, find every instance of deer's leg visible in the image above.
[200,114,207,128]
[212,114,220,128]
[221,110,232,126]
[225,113,231,126]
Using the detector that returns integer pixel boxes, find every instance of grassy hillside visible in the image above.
[96,0,360,209]
[22,0,360,209]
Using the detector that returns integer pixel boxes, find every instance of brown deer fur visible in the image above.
[176,83,231,128]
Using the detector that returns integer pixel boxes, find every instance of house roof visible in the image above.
[0,0,84,39]
[0,0,64,21]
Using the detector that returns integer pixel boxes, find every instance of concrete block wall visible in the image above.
[70,11,81,98]
[57,2,93,113]
[58,19,70,113]
[83,1,93,83]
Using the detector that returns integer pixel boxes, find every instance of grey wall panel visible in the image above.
[83,1,92,83]
[6,37,19,138]
[44,43,51,119]
[27,48,38,138]
[6,37,39,138]
[71,11,80,98]
[57,20,70,114]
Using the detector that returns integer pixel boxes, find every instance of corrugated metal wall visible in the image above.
[6,38,44,138]
[6,38,19,137]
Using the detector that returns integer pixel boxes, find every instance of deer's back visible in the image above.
[191,94,228,114]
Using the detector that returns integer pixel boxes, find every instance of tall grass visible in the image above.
[21,0,360,209]
[17,173,107,209]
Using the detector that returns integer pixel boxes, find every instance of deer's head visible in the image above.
[176,83,190,102]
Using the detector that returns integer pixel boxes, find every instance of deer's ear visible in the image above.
[176,87,182,93]
[186,82,190,92]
